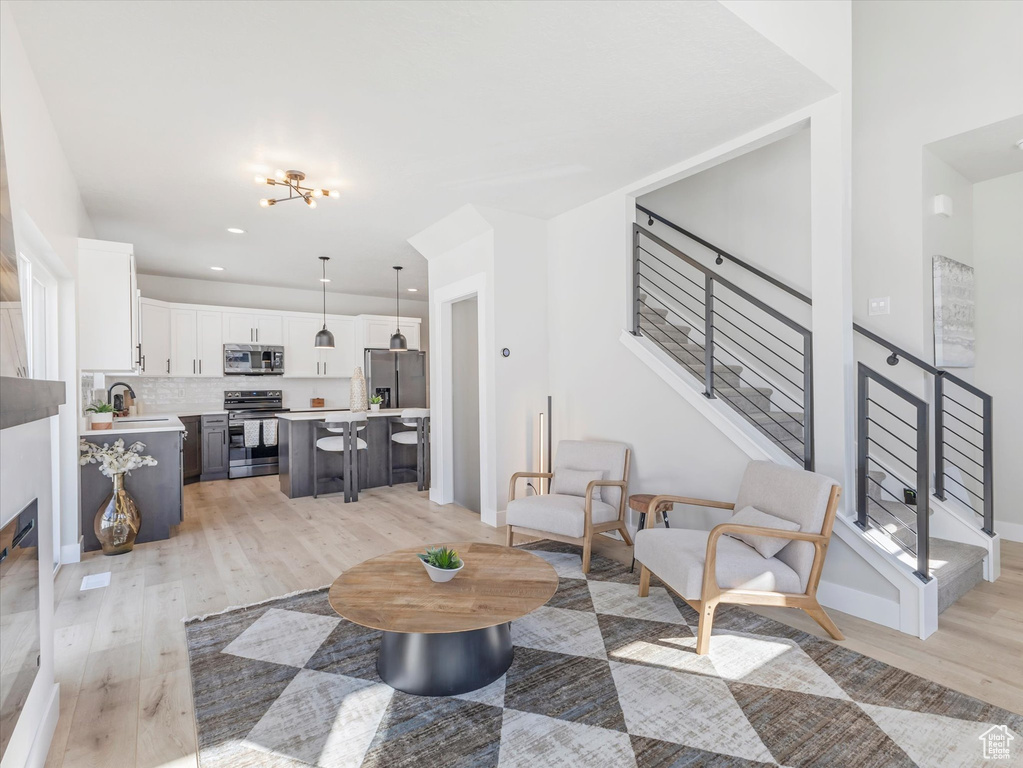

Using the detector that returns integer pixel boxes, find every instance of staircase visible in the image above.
[629,204,999,633]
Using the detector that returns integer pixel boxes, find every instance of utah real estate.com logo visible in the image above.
[979,725,1014,760]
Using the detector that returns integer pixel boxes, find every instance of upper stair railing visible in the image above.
[635,204,995,547]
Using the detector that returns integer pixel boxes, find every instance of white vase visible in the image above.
[90,412,113,430]
[420,559,464,583]
[370,403,380,411]
[350,367,368,412]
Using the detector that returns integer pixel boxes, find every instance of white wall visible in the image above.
[973,172,1023,540]
[1,5,93,765]
[851,0,1023,356]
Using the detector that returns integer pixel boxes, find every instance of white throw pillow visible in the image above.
[727,506,800,559]
[553,468,605,502]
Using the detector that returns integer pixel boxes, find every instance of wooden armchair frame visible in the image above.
[637,485,843,654]
[506,450,632,573]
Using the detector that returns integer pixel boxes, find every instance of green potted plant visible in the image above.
[369,394,383,412]
[417,546,464,583]
[86,401,115,430]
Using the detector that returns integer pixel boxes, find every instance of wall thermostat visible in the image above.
[501,348,511,357]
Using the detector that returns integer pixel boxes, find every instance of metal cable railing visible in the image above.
[632,223,814,470]
[856,363,931,581]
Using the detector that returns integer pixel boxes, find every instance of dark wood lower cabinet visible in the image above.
[181,415,201,484]
[201,414,230,481]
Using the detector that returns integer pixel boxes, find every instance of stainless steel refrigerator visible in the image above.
[365,350,427,409]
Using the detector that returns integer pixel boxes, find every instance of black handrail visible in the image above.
[856,363,931,582]
[637,204,812,305]
[639,203,994,536]
[633,224,814,470]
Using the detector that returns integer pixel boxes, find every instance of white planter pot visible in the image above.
[420,558,464,583]
[90,412,113,430]
[370,404,381,411]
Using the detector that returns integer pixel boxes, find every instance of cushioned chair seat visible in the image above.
[390,431,419,445]
[317,436,368,451]
[635,527,801,599]
[506,493,618,539]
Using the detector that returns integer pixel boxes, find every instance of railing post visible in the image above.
[915,397,930,581]
[933,373,945,501]
[632,225,642,336]
[703,276,715,398]
[856,363,868,531]
[803,332,814,471]
[982,395,994,536]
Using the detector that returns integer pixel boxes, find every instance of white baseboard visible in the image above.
[24,683,60,768]
[995,520,1023,543]
[817,580,901,632]
[60,540,81,565]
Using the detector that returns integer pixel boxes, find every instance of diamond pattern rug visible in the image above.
[185,541,1021,767]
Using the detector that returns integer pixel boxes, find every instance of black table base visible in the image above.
[377,623,513,697]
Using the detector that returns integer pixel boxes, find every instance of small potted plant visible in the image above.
[417,546,464,583]
[369,394,383,412]
[86,401,115,430]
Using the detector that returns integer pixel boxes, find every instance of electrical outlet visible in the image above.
[869,297,890,316]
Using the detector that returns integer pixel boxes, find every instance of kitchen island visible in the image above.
[277,410,427,499]
[79,416,187,551]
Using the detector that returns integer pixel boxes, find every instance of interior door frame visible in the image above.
[429,272,496,525]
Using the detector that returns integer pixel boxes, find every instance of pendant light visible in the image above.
[389,265,407,351]
[314,256,335,349]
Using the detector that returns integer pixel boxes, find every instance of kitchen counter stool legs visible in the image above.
[388,410,431,491]
[314,414,369,502]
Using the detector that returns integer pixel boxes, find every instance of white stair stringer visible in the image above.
[622,329,940,639]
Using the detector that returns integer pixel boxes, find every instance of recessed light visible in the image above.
[210,266,225,271]
[407,287,418,292]
[227,227,245,234]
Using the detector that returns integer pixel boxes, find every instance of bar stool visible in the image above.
[314,412,368,503]
[388,408,430,491]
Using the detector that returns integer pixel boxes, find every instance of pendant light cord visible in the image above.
[395,267,400,330]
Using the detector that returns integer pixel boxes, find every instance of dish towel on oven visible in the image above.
[243,420,261,448]
[262,418,277,447]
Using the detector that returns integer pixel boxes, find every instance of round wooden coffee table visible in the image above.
[329,541,559,696]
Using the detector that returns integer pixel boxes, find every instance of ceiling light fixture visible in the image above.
[210,266,225,271]
[255,169,338,209]
[314,257,335,349]
[390,266,407,351]
[226,227,245,234]
[407,287,418,292]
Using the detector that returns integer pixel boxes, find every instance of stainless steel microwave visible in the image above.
[224,344,285,375]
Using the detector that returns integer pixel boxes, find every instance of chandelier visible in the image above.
[255,170,339,208]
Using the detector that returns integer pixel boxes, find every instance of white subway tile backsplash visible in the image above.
[80,374,351,414]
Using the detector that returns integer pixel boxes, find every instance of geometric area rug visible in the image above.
[185,541,1022,768]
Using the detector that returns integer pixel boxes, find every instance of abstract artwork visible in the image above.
[933,255,975,368]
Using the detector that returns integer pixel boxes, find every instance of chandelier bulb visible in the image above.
[329,190,340,199]
[305,196,316,208]
[254,175,266,184]
[274,169,286,180]
[312,188,323,198]
[259,198,270,208]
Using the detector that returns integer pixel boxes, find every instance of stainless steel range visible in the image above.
[224,390,290,479]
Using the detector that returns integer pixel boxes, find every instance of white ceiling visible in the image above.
[10,0,830,298]
[927,115,1023,184]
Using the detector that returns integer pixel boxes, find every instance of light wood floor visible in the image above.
[45,477,1023,768]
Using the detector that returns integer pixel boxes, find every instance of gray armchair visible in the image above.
[635,460,843,654]
[506,440,632,573]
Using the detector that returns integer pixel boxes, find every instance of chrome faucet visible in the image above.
[106,382,137,404]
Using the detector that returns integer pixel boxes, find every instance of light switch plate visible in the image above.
[869,297,890,316]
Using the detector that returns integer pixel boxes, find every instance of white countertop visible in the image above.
[277,409,407,421]
[81,415,186,438]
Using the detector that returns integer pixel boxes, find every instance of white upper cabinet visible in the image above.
[196,310,223,376]
[283,316,321,378]
[169,308,222,376]
[139,298,171,376]
[169,308,198,376]
[78,238,140,372]
[222,311,283,345]
[359,316,421,351]
[283,314,355,377]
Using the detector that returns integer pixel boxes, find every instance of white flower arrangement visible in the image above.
[79,437,158,479]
